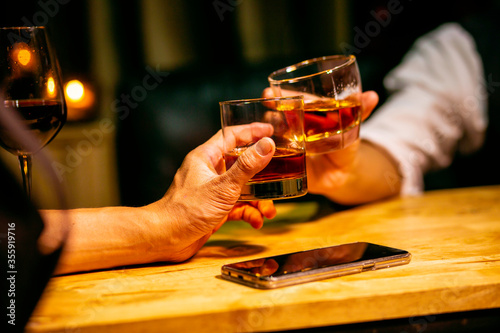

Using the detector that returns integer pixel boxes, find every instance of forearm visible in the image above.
[35,131,278,275]
[321,140,402,205]
[38,205,169,275]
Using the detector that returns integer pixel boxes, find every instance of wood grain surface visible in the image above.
[26,186,500,332]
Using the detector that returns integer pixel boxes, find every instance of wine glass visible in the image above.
[0,27,67,198]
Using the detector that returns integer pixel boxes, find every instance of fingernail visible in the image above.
[255,138,272,156]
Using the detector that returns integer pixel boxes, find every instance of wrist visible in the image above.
[143,195,187,262]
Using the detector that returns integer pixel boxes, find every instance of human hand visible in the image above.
[305,91,378,196]
[263,89,379,198]
[149,125,277,262]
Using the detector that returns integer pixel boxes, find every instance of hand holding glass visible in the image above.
[268,55,362,155]
[220,96,307,201]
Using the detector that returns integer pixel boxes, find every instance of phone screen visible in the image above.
[221,242,411,288]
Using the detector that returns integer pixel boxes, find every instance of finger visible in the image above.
[265,86,320,101]
[227,204,265,229]
[256,200,277,219]
[241,206,265,229]
[245,200,277,219]
[262,87,275,98]
[361,91,379,121]
[222,137,275,188]
[223,123,274,151]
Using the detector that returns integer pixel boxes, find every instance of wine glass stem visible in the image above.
[19,154,32,198]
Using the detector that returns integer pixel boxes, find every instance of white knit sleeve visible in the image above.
[361,23,487,196]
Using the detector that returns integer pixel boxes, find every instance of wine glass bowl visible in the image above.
[0,26,67,197]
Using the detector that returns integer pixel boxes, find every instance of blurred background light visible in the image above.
[65,80,85,102]
[17,49,31,66]
[64,79,96,121]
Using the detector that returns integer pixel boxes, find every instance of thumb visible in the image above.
[262,87,275,98]
[223,137,275,188]
[361,90,379,121]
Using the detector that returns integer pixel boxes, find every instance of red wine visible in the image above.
[0,99,66,154]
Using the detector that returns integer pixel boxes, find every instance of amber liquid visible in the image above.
[225,147,307,200]
[303,100,361,154]
[0,99,66,154]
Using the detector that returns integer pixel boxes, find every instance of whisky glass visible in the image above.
[220,96,307,201]
[268,55,362,155]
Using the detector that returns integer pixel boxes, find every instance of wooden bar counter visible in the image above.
[26,185,500,332]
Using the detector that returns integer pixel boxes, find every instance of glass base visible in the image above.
[238,176,308,201]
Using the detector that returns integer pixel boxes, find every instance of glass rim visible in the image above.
[219,95,304,106]
[268,54,357,84]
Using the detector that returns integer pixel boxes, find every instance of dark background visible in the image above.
[2,0,499,207]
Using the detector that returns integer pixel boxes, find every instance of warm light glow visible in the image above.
[17,49,31,66]
[47,77,56,97]
[65,80,85,102]
[64,79,96,121]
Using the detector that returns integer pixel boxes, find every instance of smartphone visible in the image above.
[221,242,411,289]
